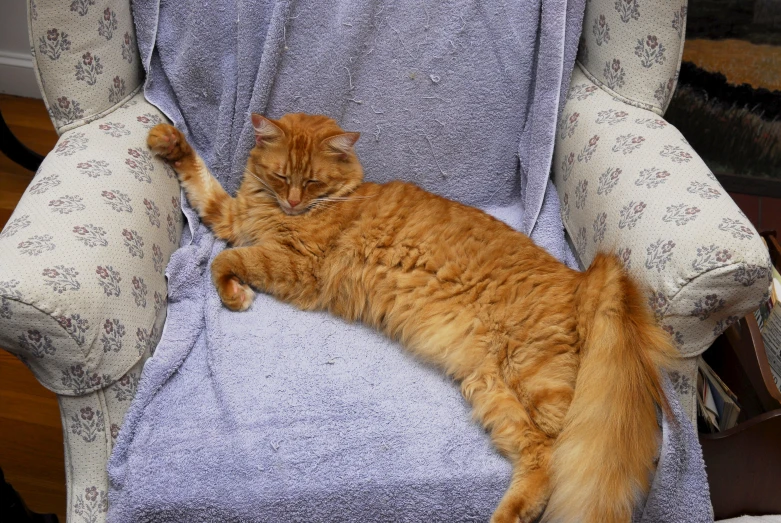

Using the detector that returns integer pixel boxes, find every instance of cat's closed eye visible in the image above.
[274,173,290,184]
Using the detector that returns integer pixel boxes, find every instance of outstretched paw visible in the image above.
[216,276,256,312]
[147,123,192,163]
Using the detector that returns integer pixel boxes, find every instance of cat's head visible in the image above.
[245,113,363,215]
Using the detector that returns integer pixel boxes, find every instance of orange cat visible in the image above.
[147,113,676,523]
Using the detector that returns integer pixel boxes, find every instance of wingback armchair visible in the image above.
[0,0,770,521]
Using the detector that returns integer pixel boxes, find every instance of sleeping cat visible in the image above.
[147,113,676,523]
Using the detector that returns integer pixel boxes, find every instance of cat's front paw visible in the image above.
[147,123,192,163]
[217,276,256,312]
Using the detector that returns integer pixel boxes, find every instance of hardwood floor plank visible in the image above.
[0,418,66,518]
[0,208,12,229]
[0,390,62,428]
[0,170,35,208]
[1,95,66,521]
[0,351,58,400]
[0,156,38,181]
[0,94,56,131]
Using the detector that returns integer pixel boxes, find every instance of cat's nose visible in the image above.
[288,199,301,208]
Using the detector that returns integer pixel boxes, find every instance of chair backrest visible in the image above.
[576,0,688,116]
[28,0,686,131]
[27,0,142,134]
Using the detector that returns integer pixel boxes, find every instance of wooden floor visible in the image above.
[0,94,66,521]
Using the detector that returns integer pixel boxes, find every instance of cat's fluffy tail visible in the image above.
[543,252,676,523]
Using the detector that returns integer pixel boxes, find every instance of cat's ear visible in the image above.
[322,132,360,154]
[251,113,284,146]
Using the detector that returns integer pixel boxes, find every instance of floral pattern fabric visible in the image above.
[28,0,143,133]
[554,66,772,422]
[577,0,687,115]
[59,356,146,523]
[21,3,166,521]
[0,91,182,396]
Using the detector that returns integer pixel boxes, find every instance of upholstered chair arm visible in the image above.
[556,66,770,357]
[554,66,771,419]
[0,92,183,395]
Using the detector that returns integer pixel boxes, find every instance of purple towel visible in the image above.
[109,0,712,521]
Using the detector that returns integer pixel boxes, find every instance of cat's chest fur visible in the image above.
[233,195,344,258]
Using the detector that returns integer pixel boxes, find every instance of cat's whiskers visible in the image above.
[308,200,339,212]
[313,194,374,203]
[315,197,368,202]
[243,169,283,207]
[243,168,275,192]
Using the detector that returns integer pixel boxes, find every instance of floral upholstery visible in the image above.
[0,89,180,522]
[28,0,143,133]
[554,65,772,421]
[59,357,145,523]
[577,0,687,115]
[0,91,182,397]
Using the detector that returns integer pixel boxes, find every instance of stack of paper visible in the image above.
[696,358,741,433]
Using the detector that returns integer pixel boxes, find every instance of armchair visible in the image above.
[0,0,769,521]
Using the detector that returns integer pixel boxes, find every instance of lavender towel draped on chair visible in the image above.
[108,1,712,521]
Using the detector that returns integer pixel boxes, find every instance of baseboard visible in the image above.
[0,50,42,99]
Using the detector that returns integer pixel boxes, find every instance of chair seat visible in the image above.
[108,230,512,522]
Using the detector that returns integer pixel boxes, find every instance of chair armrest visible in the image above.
[554,65,771,359]
[0,92,183,395]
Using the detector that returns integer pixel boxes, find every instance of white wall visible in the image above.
[0,2,42,98]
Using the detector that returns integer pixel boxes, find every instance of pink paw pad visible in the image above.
[228,279,243,300]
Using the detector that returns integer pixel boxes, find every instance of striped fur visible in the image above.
[148,113,676,522]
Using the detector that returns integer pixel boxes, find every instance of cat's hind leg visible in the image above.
[491,449,551,523]
[461,369,552,523]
